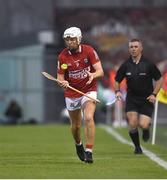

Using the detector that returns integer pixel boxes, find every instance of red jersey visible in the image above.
[57,44,100,98]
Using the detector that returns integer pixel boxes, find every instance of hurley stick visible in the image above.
[42,71,100,103]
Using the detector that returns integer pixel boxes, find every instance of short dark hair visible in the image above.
[129,38,142,43]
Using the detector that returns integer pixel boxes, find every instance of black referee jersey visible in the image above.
[115,56,162,97]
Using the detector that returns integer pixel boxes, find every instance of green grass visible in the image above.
[154,124,167,148]
[0,124,167,178]
[116,126,167,162]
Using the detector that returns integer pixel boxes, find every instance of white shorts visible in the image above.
[65,91,97,111]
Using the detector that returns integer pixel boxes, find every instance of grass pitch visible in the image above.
[0,124,167,178]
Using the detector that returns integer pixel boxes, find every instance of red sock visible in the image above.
[86,144,93,149]
[86,144,93,152]
[75,140,82,145]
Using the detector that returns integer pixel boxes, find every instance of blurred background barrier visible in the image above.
[0,45,66,124]
[0,46,44,123]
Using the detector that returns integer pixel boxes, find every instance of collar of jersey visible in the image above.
[130,55,144,63]
[68,45,82,55]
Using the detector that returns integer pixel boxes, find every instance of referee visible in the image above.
[114,39,163,154]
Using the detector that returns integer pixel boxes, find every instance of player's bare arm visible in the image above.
[86,61,104,85]
[57,73,69,88]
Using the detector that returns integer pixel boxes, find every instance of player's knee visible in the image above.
[129,123,138,129]
[128,121,138,129]
[139,123,149,129]
[71,124,81,130]
[84,115,94,124]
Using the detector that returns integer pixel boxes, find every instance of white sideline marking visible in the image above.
[100,125,167,170]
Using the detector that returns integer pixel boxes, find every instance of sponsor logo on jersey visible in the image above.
[69,66,90,79]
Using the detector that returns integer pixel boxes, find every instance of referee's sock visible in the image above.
[129,128,141,148]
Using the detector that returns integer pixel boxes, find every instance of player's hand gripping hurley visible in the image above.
[42,72,100,103]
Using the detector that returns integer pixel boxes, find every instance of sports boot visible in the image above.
[75,144,85,161]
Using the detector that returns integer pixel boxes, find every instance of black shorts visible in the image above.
[125,93,154,117]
